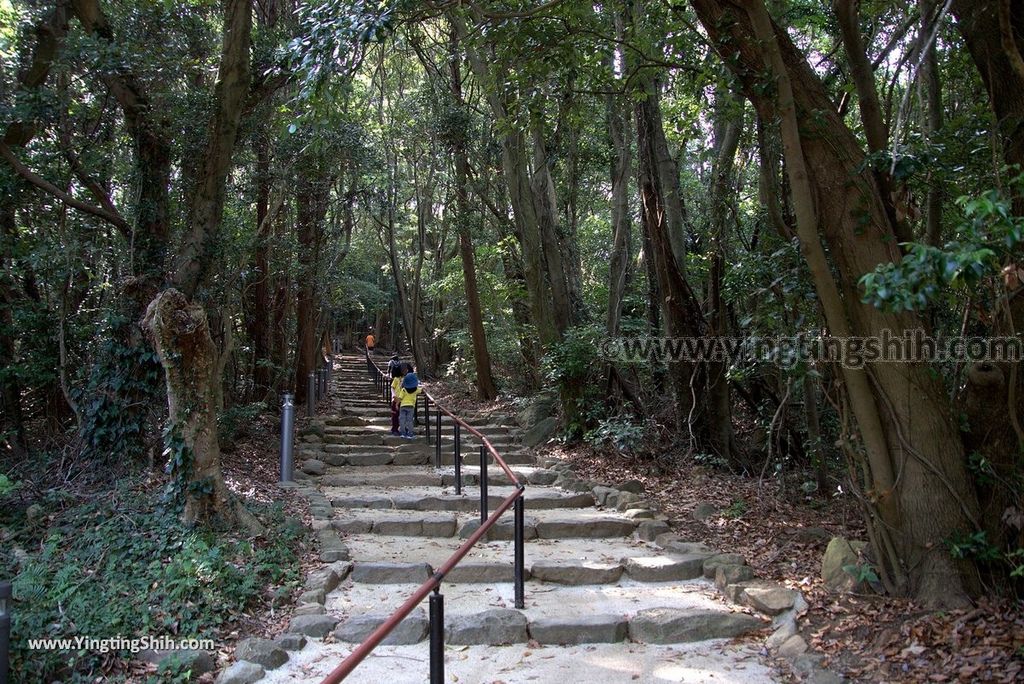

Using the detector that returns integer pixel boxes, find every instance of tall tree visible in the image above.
[692,0,983,605]
[449,23,498,399]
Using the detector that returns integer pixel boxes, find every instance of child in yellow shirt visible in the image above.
[397,371,420,439]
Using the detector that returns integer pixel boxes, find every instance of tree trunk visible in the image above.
[144,290,261,531]
[294,166,330,401]
[635,74,710,449]
[455,12,557,345]
[270,200,290,394]
[496,215,541,387]
[0,202,25,455]
[693,0,982,605]
[706,86,743,463]
[833,0,906,245]
[951,0,1024,192]
[450,26,498,399]
[920,0,944,246]
[530,113,574,335]
[172,0,253,297]
[250,135,274,401]
[606,88,632,340]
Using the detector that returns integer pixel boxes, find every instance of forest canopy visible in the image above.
[1,0,1023,648]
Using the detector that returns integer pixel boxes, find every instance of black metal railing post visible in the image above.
[434,412,441,468]
[514,494,525,609]
[429,588,444,684]
[479,445,488,524]
[454,423,461,479]
[452,423,460,493]
[454,427,462,495]
[425,396,431,445]
[0,579,10,684]
[307,371,316,417]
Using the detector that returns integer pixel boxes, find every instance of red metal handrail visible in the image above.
[319,355,525,683]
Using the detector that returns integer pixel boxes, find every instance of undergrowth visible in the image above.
[0,478,305,683]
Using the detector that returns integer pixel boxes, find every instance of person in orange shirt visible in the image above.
[365,330,375,354]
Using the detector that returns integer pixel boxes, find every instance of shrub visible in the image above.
[4,480,305,682]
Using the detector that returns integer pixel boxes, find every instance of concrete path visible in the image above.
[218,354,784,684]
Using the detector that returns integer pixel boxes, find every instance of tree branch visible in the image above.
[0,141,131,232]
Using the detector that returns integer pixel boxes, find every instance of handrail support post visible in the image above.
[514,494,525,609]
[307,371,316,417]
[480,445,488,525]
[429,588,444,684]
[425,396,431,444]
[454,425,462,495]
[454,423,461,485]
[435,412,442,468]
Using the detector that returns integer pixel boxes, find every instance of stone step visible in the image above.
[263,356,776,681]
[321,434,520,448]
[324,422,515,434]
[323,580,766,646]
[308,446,534,467]
[335,403,516,422]
[329,508,639,540]
[326,487,594,511]
[450,450,534,466]
[263,641,776,682]
[336,528,675,570]
[324,427,519,441]
[319,464,546,486]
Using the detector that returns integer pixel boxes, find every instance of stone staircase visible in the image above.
[219,354,786,684]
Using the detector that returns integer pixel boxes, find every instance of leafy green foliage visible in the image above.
[723,498,748,518]
[947,530,1004,564]
[218,402,265,450]
[861,174,1024,311]
[287,0,398,100]
[842,561,881,586]
[162,424,192,505]
[584,416,645,452]
[542,325,607,440]
[76,331,164,464]
[967,452,997,487]
[4,481,304,683]
[0,472,16,496]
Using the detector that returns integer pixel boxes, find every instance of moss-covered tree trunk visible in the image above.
[144,289,260,531]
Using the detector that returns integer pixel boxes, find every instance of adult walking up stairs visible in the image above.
[225,354,784,684]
